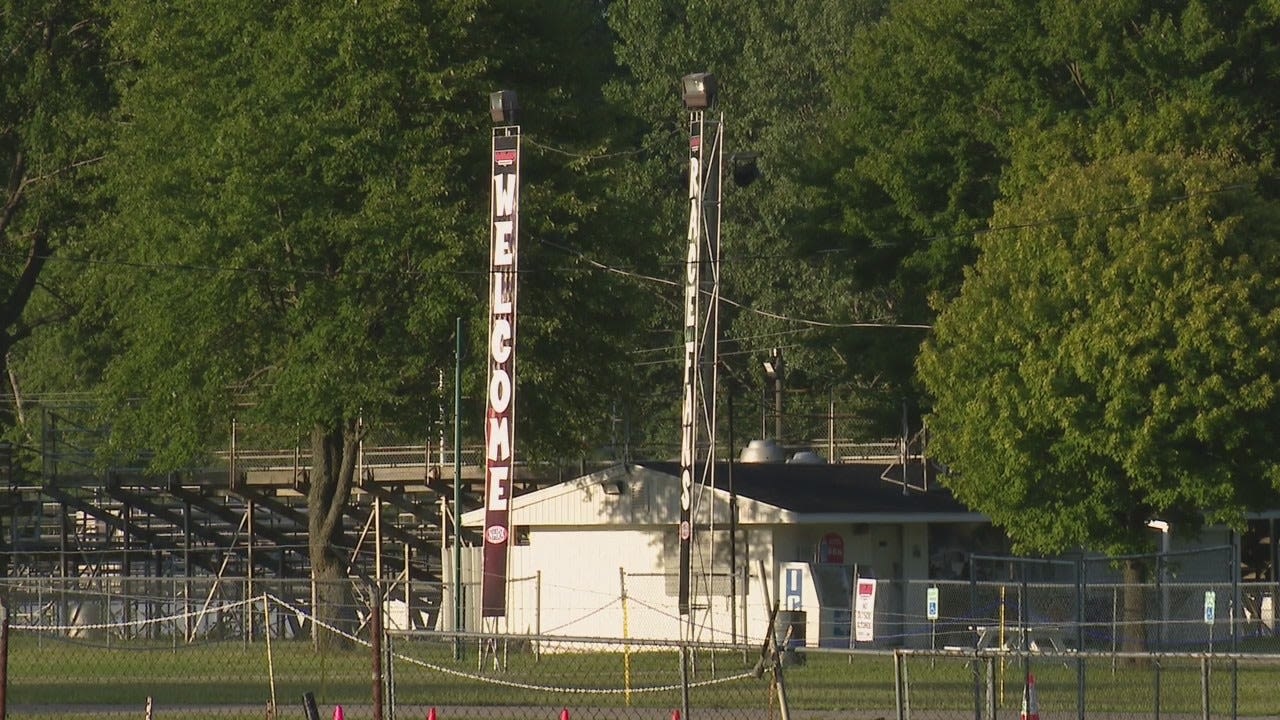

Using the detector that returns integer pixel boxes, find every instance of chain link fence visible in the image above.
[4,574,1280,719]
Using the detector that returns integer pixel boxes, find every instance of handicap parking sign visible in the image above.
[1204,591,1216,624]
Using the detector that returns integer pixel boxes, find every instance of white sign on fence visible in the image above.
[1204,590,1216,624]
[854,578,877,642]
[926,586,939,621]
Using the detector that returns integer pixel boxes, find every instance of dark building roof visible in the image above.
[635,460,976,517]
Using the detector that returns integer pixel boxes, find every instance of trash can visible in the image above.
[775,610,806,648]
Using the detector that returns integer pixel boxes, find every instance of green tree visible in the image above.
[918,152,1280,648]
[830,0,1280,405]
[0,0,110,433]
[0,0,111,576]
[38,0,625,644]
[606,0,904,443]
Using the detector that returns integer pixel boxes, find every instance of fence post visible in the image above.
[1075,557,1085,720]
[303,692,321,720]
[0,602,9,720]
[893,650,907,720]
[679,645,691,720]
[1153,656,1161,720]
[1231,535,1240,720]
[1019,567,1029,689]
[1200,656,1209,720]
[385,631,396,720]
[620,568,631,706]
[1156,553,1165,651]
[984,657,995,720]
[970,557,980,720]
[372,588,383,720]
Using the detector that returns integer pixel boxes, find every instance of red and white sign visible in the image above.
[482,129,520,618]
[818,532,844,563]
[854,578,877,643]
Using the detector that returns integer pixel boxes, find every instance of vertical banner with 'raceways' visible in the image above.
[678,118,703,617]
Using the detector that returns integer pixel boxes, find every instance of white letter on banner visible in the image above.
[493,221,515,265]
[489,369,511,413]
[491,318,512,364]
[492,272,512,314]
[487,464,510,510]
[494,174,517,217]
[488,415,511,462]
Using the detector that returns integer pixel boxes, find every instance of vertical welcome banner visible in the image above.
[482,127,520,617]
[678,118,703,617]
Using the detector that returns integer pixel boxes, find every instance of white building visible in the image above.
[454,457,984,647]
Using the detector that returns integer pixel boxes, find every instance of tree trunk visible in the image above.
[307,419,359,649]
[1121,558,1149,654]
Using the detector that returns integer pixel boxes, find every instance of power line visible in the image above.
[523,137,648,162]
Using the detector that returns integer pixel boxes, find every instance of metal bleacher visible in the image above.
[0,406,584,630]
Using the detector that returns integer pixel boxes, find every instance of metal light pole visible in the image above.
[452,317,464,642]
[764,347,783,442]
[1147,519,1171,649]
[677,71,723,630]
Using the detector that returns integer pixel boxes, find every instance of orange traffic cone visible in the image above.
[427,709,438,720]
[333,706,345,720]
[1020,673,1040,720]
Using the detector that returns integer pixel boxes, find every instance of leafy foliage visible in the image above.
[606,0,911,441]
[77,0,486,466]
[6,0,1280,569]
[0,0,111,428]
[920,152,1280,555]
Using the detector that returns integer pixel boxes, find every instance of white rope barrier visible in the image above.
[10,595,260,633]
[264,593,756,697]
[13,590,759,697]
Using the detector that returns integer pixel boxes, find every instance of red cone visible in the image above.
[560,709,570,720]
[427,709,438,720]
[333,706,345,720]
[1020,673,1040,720]
[672,711,682,720]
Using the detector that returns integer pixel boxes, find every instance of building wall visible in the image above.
[493,526,776,643]
[450,523,781,643]
[768,522,933,647]
[448,515,939,646]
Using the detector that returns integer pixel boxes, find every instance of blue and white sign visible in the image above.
[1204,591,1216,624]
[926,586,939,621]
[785,568,804,611]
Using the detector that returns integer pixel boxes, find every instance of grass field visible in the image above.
[6,634,1280,719]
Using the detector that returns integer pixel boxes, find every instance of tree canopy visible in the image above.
[920,152,1280,556]
[5,0,1280,574]
[17,0,641,642]
[0,0,110,425]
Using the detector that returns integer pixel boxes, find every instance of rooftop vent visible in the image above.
[787,450,826,465]
[739,438,786,463]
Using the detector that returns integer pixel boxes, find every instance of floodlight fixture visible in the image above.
[681,73,717,110]
[490,90,519,125]
[729,152,760,187]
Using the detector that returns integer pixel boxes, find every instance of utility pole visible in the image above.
[764,347,783,442]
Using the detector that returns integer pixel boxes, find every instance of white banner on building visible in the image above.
[854,577,877,643]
